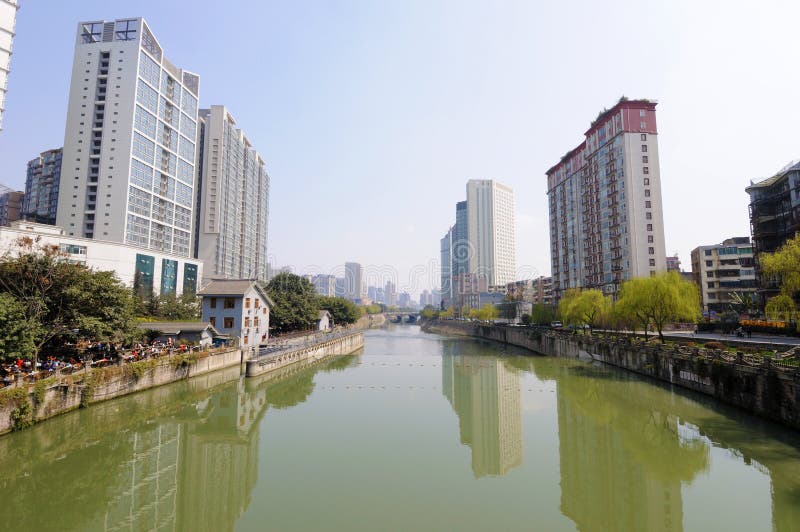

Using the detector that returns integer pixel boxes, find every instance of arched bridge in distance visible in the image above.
[383,311,420,324]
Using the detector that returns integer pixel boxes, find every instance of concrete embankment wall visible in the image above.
[246,332,364,377]
[0,348,243,435]
[424,320,800,430]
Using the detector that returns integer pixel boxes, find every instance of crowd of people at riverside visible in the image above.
[0,339,203,388]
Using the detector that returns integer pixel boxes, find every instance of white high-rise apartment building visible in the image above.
[546,99,667,301]
[344,262,363,301]
[466,179,516,286]
[56,18,200,257]
[195,106,270,280]
[0,0,19,131]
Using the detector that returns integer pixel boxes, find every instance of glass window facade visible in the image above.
[183,263,198,295]
[134,253,155,297]
[132,133,155,165]
[136,79,158,114]
[130,158,153,190]
[138,50,160,88]
[160,258,177,295]
[134,105,157,138]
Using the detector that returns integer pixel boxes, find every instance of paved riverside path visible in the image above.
[665,330,800,346]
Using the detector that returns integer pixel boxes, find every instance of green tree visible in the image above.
[0,237,138,365]
[558,289,610,333]
[364,303,382,315]
[0,293,37,361]
[765,294,795,323]
[152,292,200,320]
[616,272,700,343]
[420,305,438,319]
[760,233,800,296]
[265,273,320,334]
[473,304,499,321]
[529,303,555,325]
[317,296,360,325]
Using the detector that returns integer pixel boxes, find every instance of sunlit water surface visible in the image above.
[1,325,799,531]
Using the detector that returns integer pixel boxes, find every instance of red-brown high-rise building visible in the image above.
[546,99,667,301]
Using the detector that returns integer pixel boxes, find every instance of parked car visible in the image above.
[550,321,563,328]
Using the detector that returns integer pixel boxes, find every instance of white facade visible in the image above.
[196,106,270,280]
[466,180,516,286]
[0,0,19,131]
[0,221,202,296]
[56,18,200,258]
[344,261,363,300]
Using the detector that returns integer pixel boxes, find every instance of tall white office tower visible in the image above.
[344,262,363,301]
[56,18,200,257]
[195,106,270,280]
[466,180,516,286]
[0,0,19,131]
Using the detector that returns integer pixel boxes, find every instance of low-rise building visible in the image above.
[198,279,273,349]
[0,187,23,226]
[138,321,221,347]
[0,221,202,296]
[690,237,756,313]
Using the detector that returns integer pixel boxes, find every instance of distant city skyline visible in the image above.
[2,1,800,297]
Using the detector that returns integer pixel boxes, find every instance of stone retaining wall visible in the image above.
[423,320,800,430]
[245,332,364,377]
[0,348,243,435]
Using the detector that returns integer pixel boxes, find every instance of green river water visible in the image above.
[1,325,799,531]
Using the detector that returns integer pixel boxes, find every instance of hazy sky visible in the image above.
[2,0,800,296]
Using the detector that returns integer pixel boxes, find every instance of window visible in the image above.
[642,156,648,163]
[646,212,652,220]
[263,307,267,315]
[115,19,138,41]
[640,121,646,129]
[643,167,649,174]
[640,111,646,118]
[81,22,103,43]
[704,249,712,256]
[224,317,234,328]
[245,298,251,309]
[210,297,217,309]
[244,317,251,327]
[643,178,650,185]
[255,299,260,308]
[649,259,656,267]
[642,145,648,152]
[645,201,652,208]
[648,235,654,243]
[209,316,216,326]
[647,224,653,231]
[254,317,259,327]
[648,247,655,255]
[640,133,647,140]
[224,298,235,309]
[644,189,651,197]
[705,260,712,267]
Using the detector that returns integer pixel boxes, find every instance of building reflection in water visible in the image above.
[0,356,353,532]
[441,345,523,477]
[523,361,710,532]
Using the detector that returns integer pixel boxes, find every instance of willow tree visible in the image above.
[558,288,611,334]
[616,272,700,343]
[760,234,800,323]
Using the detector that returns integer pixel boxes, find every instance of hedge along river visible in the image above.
[1,325,799,531]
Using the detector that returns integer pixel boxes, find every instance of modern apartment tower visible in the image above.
[0,0,19,131]
[23,148,63,224]
[546,98,667,300]
[466,180,516,286]
[690,237,756,313]
[440,227,453,307]
[195,105,270,280]
[453,200,469,276]
[344,262,363,301]
[56,18,200,258]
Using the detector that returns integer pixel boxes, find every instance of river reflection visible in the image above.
[441,345,523,477]
[0,356,356,532]
[2,329,800,531]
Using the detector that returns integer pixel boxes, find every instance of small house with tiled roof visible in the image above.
[198,279,274,348]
